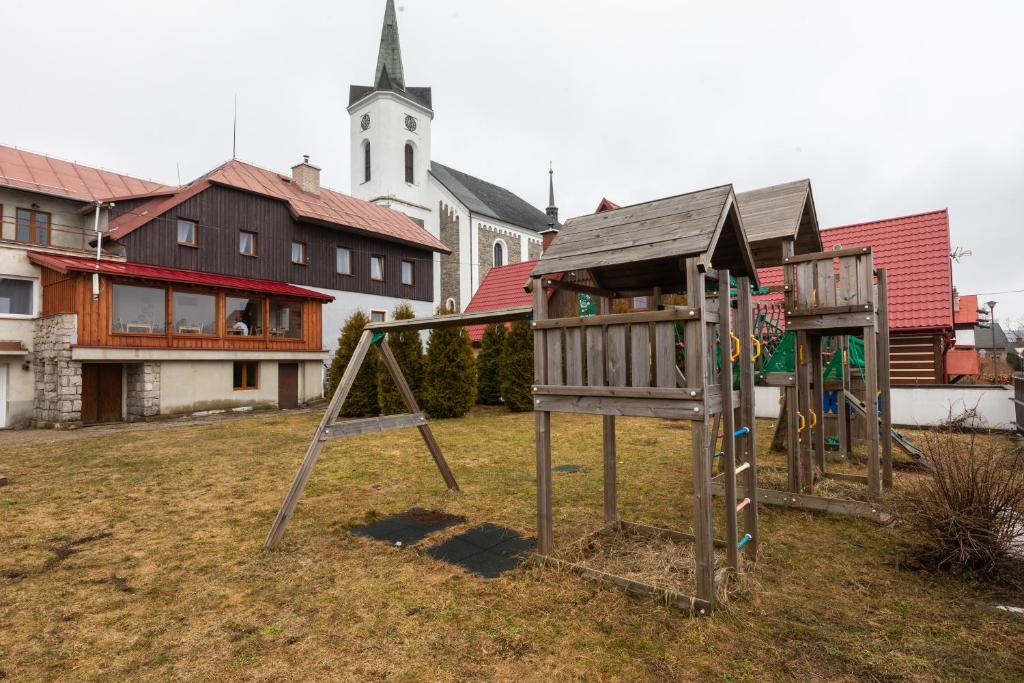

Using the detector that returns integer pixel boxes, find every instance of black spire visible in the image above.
[546,162,559,224]
[374,0,405,91]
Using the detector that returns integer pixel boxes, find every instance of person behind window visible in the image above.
[232,311,249,336]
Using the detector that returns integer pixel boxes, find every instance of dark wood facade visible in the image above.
[890,331,946,385]
[41,268,324,352]
[110,185,434,302]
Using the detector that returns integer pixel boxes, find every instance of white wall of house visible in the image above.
[955,328,976,346]
[754,384,1015,430]
[0,187,107,251]
[299,284,434,353]
[0,248,40,427]
[159,359,322,415]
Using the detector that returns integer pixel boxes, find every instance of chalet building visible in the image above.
[0,145,448,427]
[348,0,556,313]
[103,157,450,351]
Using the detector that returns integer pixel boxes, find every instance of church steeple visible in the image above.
[546,162,559,224]
[375,0,405,91]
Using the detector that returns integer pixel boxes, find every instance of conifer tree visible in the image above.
[327,310,380,417]
[476,323,506,405]
[377,303,423,414]
[500,319,534,412]
[422,309,476,418]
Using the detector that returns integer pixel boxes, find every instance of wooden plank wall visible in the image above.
[52,270,324,351]
[889,332,944,384]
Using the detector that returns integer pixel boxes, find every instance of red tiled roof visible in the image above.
[757,210,953,331]
[945,348,980,377]
[0,144,171,202]
[108,159,450,253]
[464,260,539,342]
[954,294,979,326]
[27,252,334,301]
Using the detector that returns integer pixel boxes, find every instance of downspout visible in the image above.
[467,209,473,310]
[92,200,102,300]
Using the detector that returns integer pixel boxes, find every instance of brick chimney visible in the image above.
[291,155,321,195]
[539,227,559,253]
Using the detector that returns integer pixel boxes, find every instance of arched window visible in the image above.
[404,143,414,184]
[363,141,371,183]
[445,297,457,313]
[493,239,505,267]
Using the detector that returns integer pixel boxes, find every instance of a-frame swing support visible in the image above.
[263,306,533,550]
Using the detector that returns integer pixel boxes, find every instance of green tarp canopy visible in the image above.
[761,332,865,379]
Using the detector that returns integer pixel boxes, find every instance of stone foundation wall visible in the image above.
[126,362,161,421]
[439,201,460,311]
[33,314,81,427]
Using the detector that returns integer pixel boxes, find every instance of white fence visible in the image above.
[754,384,1015,431]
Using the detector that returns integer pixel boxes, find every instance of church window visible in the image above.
[404,144,414,184]
[493,240,505,268]
[363,141,371,183]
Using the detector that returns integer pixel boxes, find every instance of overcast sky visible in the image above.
[3,1,1023,318]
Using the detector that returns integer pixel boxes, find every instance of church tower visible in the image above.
[348,0,433,220]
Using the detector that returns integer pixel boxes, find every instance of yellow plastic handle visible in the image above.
[751,335,762,361]
[797,412,806,433]
[730,333,741,362]
[808,409,818,429]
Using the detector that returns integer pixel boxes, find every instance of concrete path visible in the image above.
[0,407,314,447]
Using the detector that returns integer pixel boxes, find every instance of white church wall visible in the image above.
[296,284,435,353]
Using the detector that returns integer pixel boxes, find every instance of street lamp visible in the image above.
[987,300,998,382]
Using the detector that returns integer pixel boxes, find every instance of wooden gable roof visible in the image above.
[532,184,758,291]
[735,179,822,267]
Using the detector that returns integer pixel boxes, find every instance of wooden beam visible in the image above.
[718,269,740,574]
[782,246,872,265]
[877,269,894,488]
[710,480,891,523]
[541,278,616,298]
[735,275,760,558]
[531,307,701,329]
[377,340,459,491]
[786,303,874,317]
[323,412,426,439]
[533,277,553,556]
[264,329,375,549]
[532,385,703,400]
[365,305,532,332]
[533,395,707,420]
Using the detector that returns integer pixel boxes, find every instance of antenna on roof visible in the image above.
[176,163,181,187]
[232,93,238,160]
[951,246,973,263]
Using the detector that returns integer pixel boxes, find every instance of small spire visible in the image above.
[374,0,405,91]
[546,162,559,224]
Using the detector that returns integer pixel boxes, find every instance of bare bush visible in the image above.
[895,428,1024,581]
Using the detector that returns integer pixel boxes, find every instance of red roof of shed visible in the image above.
[758,209,953,331]
[108,159,450,253]
[28,252,334,301]
[464,260,539,342]
[0,144,171,202]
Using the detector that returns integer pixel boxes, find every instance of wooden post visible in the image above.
[533,277,554,555]
[837,336,850,458]
[718,270,740,573]
[599,296,617,523]
[781,239,800,492]
[685,258,715,607]
[810,335,826,475]
[797,330,814,492]
[862,256,882,497]
[736,276,759,556]
[877,269,894,489]
[378,340,459,491]
[264,329,375,549]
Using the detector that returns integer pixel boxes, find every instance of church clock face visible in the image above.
[360,113,371,131]
[404,115,417,132]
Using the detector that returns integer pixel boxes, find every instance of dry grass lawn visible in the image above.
[2,407,1024,681]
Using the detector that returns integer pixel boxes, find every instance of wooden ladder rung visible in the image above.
[322,412,427,440]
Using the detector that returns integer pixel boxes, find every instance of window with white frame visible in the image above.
[493,239,505,267]
[336,247,352,275]
[370,310,386,323]
[0,277,34,316]
[401,259,415,286]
